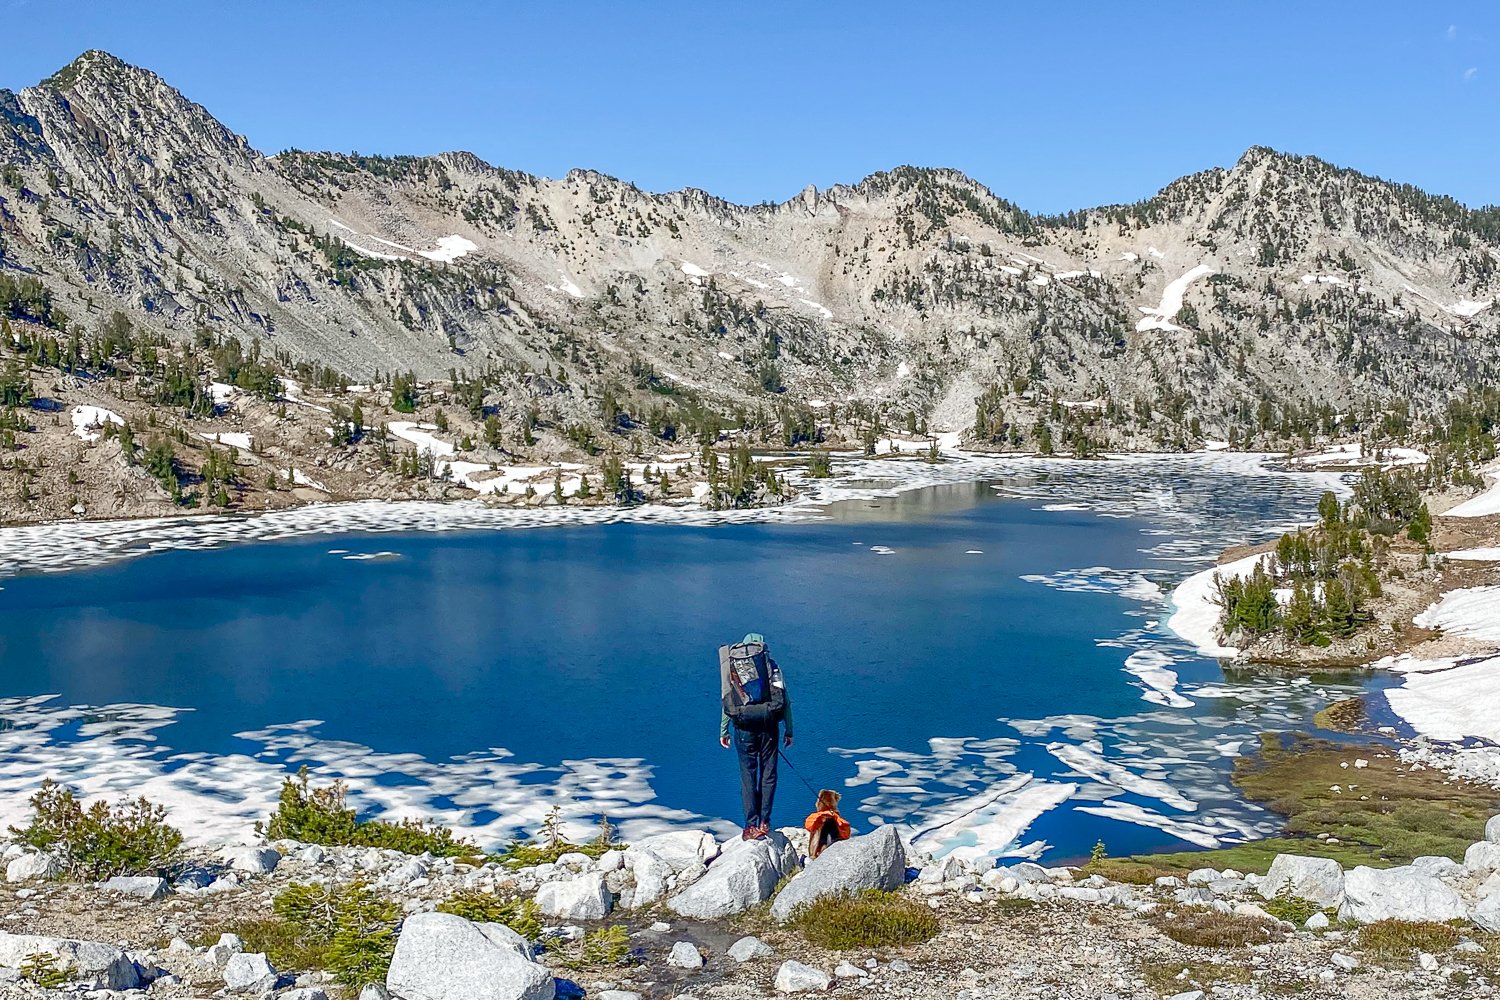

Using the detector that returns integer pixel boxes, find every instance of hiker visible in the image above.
[719,632,793,841]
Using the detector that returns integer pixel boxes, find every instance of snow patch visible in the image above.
[70,406,124,442]
[1136,264,1215,333]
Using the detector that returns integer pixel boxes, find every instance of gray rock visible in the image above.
[101,875,170,900]
[1472,891,1500,932]
[1486,814,1500,844]
[0,932,140,990]
[625,830,719,872]
[667,941,704,969]
[775,959,832,993]
[297,844,328,864]
[281,990,330,1000]
[1467,841,1500,872]
[221,846,281,875]
[1258,854,1344,908]
[770,826,904,923]
[595,992,641,1000]
[1339,865,1467,924]
[386,911,553,1000]
[204,932,245,966]
[223,951,278,991]
[1173,887,1216,905]
[625,849,676,908]
[667,833,799,919]
[727,936,773,962]
[1305,912,1330,930]
[1166,992,1205,1000]
[359,985,391,1000]
[998,862,1048,883]
[535,872,611,921]
[1410,855,1464,877]
[888,959,911,973]
[4,853,58,883]
[1186,867,1221,886]
[1331,952,1360,971]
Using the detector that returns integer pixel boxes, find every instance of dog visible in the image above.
[803,789,852,861]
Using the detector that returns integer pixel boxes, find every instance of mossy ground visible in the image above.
[1135,731,1500,874]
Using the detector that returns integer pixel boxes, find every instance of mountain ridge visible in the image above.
[2,50,1499,452]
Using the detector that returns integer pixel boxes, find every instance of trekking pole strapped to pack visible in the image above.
[719,640,786,727]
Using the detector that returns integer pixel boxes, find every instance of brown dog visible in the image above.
[803,789,852,861]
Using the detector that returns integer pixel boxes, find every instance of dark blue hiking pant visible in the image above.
[734,724,779,829]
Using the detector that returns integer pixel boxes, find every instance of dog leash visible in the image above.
[778,747,820,796]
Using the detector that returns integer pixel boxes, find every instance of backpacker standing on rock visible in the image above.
[719,632,793,841]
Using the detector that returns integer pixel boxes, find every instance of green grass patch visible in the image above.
[1141,959,1251,993]
[1357,919,1460,964]
[1082,857,1185,885]
[787,890,939,950]
[1136,733,1500,873]
[1135,836,1383,876]
[1312,697,1367,734]
[1233,733,1498,865]
[1149,907,1284,948]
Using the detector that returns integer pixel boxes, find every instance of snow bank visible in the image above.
[1288,442,1428,470]
[680,261,710,278]
[1136,264,1214,333]
[70,405,124,442]
[291,469,329,492]
[1447,547,1500,561]
[1413,586,1500,644]
[1164,552,1267,657]
[419,235,478,263]
[1447,298,1493,318]
[1386,654,1500,742]
[200,432,252,450]
[1444,474,1500,518]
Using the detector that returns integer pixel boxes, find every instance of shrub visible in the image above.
[436,891,541,939]
[221,881,401,989]
[20,952,67,988]
[787,890,940,950]
[1262,887,1322,924]
[1150,907,1283,948]
[1358,919,1460,963]
[11,780,182,879]
[262,768,474,858]
[580,924,631,966]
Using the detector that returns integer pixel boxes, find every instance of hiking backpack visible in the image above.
[719,640,786,728]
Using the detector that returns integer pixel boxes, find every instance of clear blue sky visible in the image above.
[2,1,1496,213]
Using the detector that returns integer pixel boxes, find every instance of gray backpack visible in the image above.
[719,641,786,728]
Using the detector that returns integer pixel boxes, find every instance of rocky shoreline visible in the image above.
[8,807,1500,999]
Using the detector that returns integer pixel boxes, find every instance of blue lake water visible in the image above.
[0,454,1365,863]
